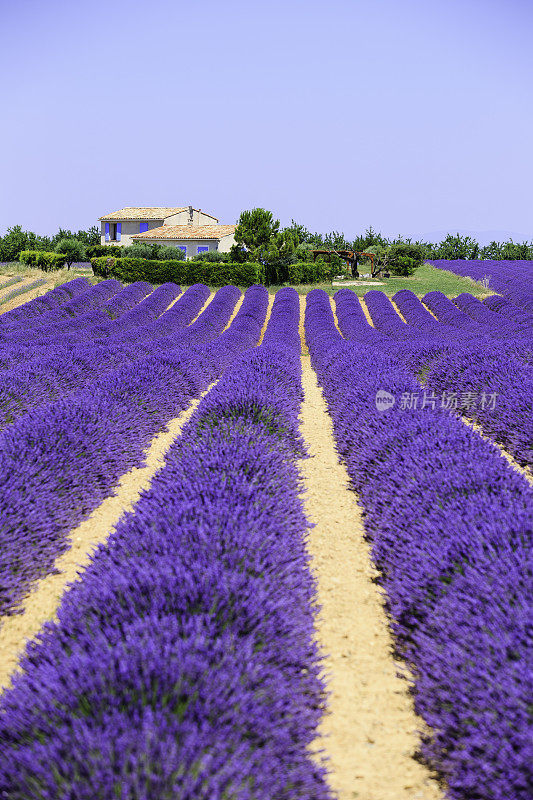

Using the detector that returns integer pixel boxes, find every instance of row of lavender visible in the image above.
[308,289,531,799]
[0,280,277,617]
[0,289,330,800]
[355,288,533,468]
[428,258,533,311]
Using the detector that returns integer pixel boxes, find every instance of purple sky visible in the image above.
[1,0,531,241]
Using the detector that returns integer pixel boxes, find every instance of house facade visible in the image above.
[130,224,236,258]
[98,206,222,249]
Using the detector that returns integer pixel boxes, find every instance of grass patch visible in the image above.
[268,262,495,298]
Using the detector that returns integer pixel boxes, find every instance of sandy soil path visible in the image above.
[299,358,442,800]
[358,296,375,327]
[390,299,408,324]
[258,292,275,344]
[0,290,240,693]
[0,384,216,694]
[0,278,53,314]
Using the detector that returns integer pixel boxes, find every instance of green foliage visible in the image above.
[0,226,53,262]
[90,257,264,287]
[157,245,187,261]
[120,243,186,261]
[232,208,301,284]
[390,242,425,266]
[234,208,279,252]
[295,242,314,261]
[287,261,332,284]
[190,261,264,287]
[389,255,417,276]
[431,233,479,260]
[19,250,66,271]
[359,244,388,268]
[228,243,248,263]
[50,226,100,248]
[351,226,389,252]
[86,244,123,259]
[54,238,86,269]
[190,251,230,263]
[386,243,425,276]
[479,239,533,260]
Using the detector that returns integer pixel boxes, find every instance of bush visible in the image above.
[190,251,230,263]
[389,255,417,276]
[157,246,187,261]
[86,244,123,259]
[54,238,86,269]
[386,243,425,276]
[287,261,331,284]
[91,257,264,287]
[191,261,264,287]
[19,250,66,271]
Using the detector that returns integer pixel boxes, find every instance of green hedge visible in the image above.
[287,261,331,284]
[86,245,123,259]
[90,257,264,287]
[19,250,66,271]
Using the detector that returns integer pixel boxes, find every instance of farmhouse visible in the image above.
[131,223,236,258]
[99,206,236,257]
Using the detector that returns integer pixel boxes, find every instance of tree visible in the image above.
[54,238,86,270]
[434,233,479,260]
[234,208,280,255]
[0,225,52,262]
[50,226,100,248]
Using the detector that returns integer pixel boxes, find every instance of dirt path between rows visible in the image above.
[299,358,441,800]
[0,386,218,694]
[0,279,53,314]
[0,291,238,694]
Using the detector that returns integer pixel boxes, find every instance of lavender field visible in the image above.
[0,262,531,800]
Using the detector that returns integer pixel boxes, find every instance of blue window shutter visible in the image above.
[139,222,148,233]
[179,245,187,253]
[105,223,110,242]
[116,222,121,242]
[197,246,209,254]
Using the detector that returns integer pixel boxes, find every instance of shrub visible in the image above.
[19,250,66,271]
[386,243,425,276]
[54,238,86,269]
[288,261,331,284]
[91,257,264,287]
[190,250,230,263]
[90,256,116,279]
[86,244,123,259]
[157,246,187,261]
[191,261,264,287]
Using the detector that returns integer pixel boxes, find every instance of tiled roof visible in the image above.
[131,224,236,241]
[99,207,218,221]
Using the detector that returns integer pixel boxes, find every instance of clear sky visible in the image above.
[1,0,531,240]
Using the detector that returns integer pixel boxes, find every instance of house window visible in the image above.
[197,246,209,254]
[139,223,149,233]
[178,245,187,255]
[105,223,119,241]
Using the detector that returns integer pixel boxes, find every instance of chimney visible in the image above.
[188,205,193,225]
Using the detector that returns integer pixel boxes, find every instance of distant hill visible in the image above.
[421,229,532,246]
